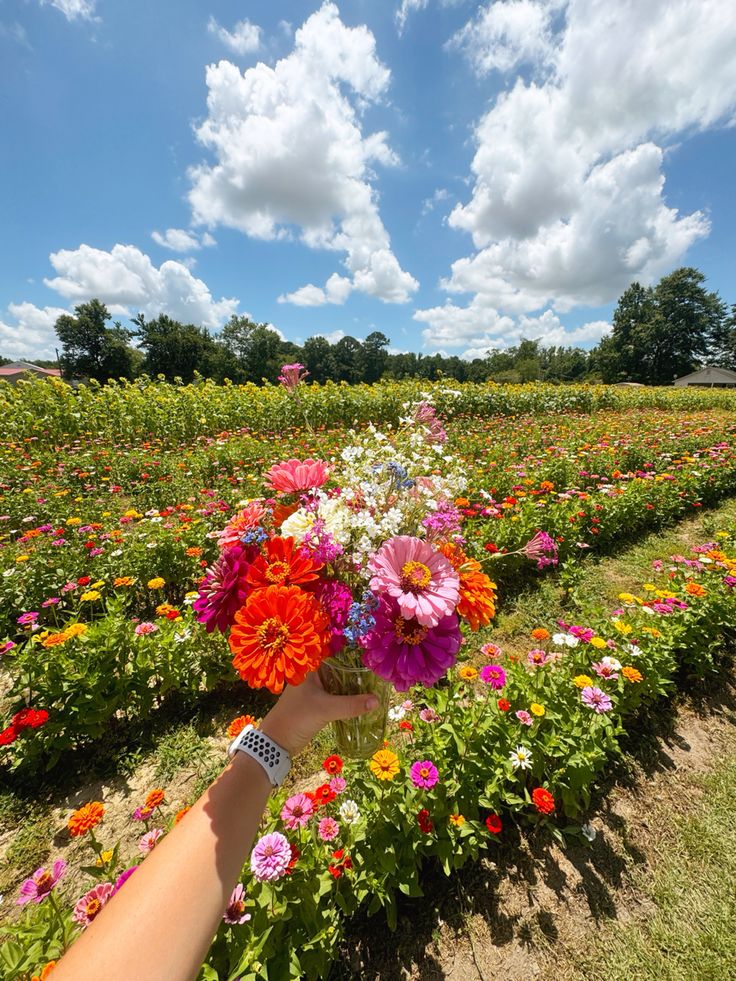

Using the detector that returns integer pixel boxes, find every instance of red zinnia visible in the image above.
[497,698,511,712]
[322,755,344,776]
[311,783,337,808]
[78,576,91,586]
[12,708,49,731]
[532,787,555,815]
[0,725,18,746]
[417,808,434,834]
[245,537,323,592]
[485,814,502,834]
[286,843,300,875]
[399,720,414,731]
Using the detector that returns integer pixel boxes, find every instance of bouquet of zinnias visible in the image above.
[193,400,498,754]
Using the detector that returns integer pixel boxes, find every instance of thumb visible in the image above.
[323,692,380,723]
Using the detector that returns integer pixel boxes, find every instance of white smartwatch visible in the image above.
[228,725,291,788]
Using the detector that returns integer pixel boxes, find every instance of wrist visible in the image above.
[259,712,298,757]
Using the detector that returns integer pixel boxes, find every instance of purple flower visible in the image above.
[193,544,252,634]
[17,860,67,904]
[422,502,461,541]
[521,531,558,570]
[329,775,347,794]
[223,882,251,925]
[113,866,138,893]
[410,760,439,789]
[73,882,115,927]
[316,580,353,654]
[280,793,314,830]
[724,576,736,588]
[581,686,613,713]
[250,832,291,882]
[413,401,447,444]
[479,664,506,689]
[278,362,309,393]
[515,710,533,726]
[360,597,462,691]
[318,817,339,841]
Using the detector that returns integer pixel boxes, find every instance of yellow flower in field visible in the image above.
[369,749,400,781]
[642,583,656,592]
[156,602,177,617]
[16,555,29,563]
[530,703,545,717]
[458,665,478,681]
[613,620,632,635]
[42,632,67,648]
[90,580,105,590]
[449,814,466,827]
[640,626,662,638]
[64,623,88,638]
[80,590,101,602]
[66,517,82,526]
[123,509,143,519]
[590,637,607,650]
[147,577,166,590]
[655,589,675,599]
[573,674,594,688]
[96,849,114,868]
[716,531,728,539]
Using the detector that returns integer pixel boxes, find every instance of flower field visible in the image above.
[1,379,735,980]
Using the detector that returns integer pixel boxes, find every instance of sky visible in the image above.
[1,0,735,362]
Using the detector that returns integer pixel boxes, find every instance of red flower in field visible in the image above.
[311,783,337,808]
[417,808,434,834]
[399,720,414,731]
[328,848,353,878]
[78,576,91,587]
[497,698,511,712]
[12,708,49,731]
[532,788,556,815]
[484,543,499,554]
[322,755,344,776]
[485,814,502,834]
[0,725,19,746]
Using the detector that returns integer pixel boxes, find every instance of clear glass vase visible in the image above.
[318,658,390,759]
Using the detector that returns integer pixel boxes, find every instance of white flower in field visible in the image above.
[509,745,533,770]
[111,549,123,557]
[174,629,192,643]
[601,655,622,672]
[339,799,361,824]
[626,643,643,658]
[388,705,406,722]
[553,632,579,648]
[279,507,314,543]
[3,569,15,578]
[146,543,157,549]
[581,823,597,842]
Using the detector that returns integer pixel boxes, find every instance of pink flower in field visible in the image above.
[134,622,158,636]
[410,760,439,789]
[581,686,613,713]
[318,817,339,841]
[419,707,440,723]
[592,659,619,681]
[223,883,251,925]
[521,531,558,570]
[280,793,314,830]
[515,710,533,726]
[73,882,115,927]
[138,828,164,854]
[266,459,330,495]
[479,664,506,689]
[480,642,502,658]
[278,362,309,393]
[368,536,459,627]
[113,866,138,893]
[17,612,38,626]
[17,860,67,905]
[329,775,347,794]
[251,832,291,882]
[0,640,15,654]
[217,501,269,551]
[527,648,548,667]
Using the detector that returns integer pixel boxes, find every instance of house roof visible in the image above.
[674,365,736,383]
[0,361,61,377]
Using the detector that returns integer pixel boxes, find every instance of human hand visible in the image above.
[259,671,379,757]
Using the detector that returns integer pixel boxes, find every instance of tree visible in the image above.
[55,299,137,381]
[362,331,390,383]
[132,314,218,382]
[302,336,337,383]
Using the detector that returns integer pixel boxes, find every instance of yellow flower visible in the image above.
[449,814,466,827]
[80,590,101,602]
[613,621,632,635]
[716,531,729,539]
[96,849,114,868]
[573,674,594,688]
[458,665,478,681]
[16,555,30,563]
[617,592,636,603]
[640,626,662,638]
[64,622,88,638]
[590,637,607,649]
[90,580,105,590]
[66,517,82,526]
[655,589,675,599]
[530,703,545,717]
[622,666,643,683]
[147,577,166,590]
[642,583,656,592]
[114,576,135,587]
[369,749,400,781]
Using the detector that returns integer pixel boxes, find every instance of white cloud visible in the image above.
[189,2,417,306]
[43,243,238,328]
[0,302,69,360]
[207,16,261,56]
[415,0,736,347]
[396,0,466,35]
[421,188,450,216]
[315,329,346,344]
[42,1,97,22]
[151,228,216,252]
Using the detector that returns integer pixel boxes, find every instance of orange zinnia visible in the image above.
[68,801,105,837]
[531,628,550,642]
[245,537,323,592]
[145,788,165,811]
[229,584,330,694]
[439,542,497,631]
[622,666,643,683]
[685,581,706,597]
[227,714,257,739]
[174,807,190,824]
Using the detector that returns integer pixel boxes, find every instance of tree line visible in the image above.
[6,266,735,386]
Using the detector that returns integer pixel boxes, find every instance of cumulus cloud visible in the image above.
[43,243,238,327]
[189,2,417,306]
[415,0,736,352]
[0,302,69,360]
[42,1,97,22]
[207,16,261,56]
[151,228,216,252]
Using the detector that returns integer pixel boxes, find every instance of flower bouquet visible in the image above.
[193,394,499,757]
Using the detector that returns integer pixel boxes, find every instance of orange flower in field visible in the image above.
[42,632,68,648]
[531,628,550,642]
[31,963,56,981]
[439,542,496,630]
[685,581,707,597]
[245,537,323,591]
[145,788,165,811]
[174,807,190,824]
[114,576,135,587]
[68,801,105,837]
[227,714,257,739]
[622,666,643,683]
[186,547,203,557]
[229,584,330,694]
[458,665,478,681]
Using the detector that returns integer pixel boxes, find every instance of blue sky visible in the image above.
[1,0,735,360]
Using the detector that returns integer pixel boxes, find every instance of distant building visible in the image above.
[0,361,62,384]
[673,366,736,388]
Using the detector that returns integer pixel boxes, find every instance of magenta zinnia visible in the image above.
[250,831,292,882]
[410,760,439,789]
[73,882,115,926]
[17,860,67,905]
[479,663,506,689]
[280,793,315,830]
[368,536,459,627]
[581,686,613,713]
[361,596,462,690]
[193,544,252,633]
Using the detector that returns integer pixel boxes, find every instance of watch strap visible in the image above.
[228,725,291,787]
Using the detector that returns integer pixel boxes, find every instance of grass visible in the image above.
[0,805,54,896]
[564,755,736,981]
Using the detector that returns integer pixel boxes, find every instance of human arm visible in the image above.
[52,675,378,981]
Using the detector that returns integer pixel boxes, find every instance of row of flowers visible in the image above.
[4,532,734,980]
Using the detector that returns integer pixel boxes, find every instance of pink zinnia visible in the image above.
[223,882,251,925]
[138,828,164,854]
[479,664,506,689]
[515,710,533,726]
[280,793,314,830]
[217,501,268,551]
[134,622,157,636]
[419,707,440,723]
[368,536,459,627]
[266,459,330,495]
[581,686,613,713]
[410,760,439,789]
[278,362,308,392]
[17,860,67,905]
[480,642,502,658]
[73,882,115,927]
[113,866,138,893]
[527,648,548,667]
[251,832,292,882]
[591,660,619,681]
[193,544,252,634]
[318,817,339,841]
[329,775,347,794]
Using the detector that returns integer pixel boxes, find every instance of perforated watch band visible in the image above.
[227,725,291,787]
